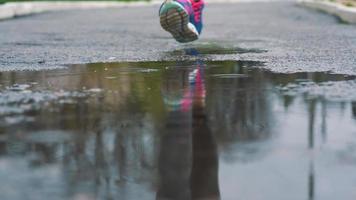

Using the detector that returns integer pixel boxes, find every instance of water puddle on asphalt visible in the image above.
[1,60,356,200]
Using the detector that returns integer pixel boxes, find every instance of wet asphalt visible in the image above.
[0,1,356,74]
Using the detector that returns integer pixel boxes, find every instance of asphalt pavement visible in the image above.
[0,1,356,74]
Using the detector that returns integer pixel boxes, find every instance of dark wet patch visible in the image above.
[167,44,267,57]
[4,42,43,47]
[0,60,356,200]
[234,39,266,43]
[170,46,267,56]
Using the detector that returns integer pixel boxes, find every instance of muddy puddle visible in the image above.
[0,60,356,200]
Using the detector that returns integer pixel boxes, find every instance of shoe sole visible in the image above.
[159,1,199,43]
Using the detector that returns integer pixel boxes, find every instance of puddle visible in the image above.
[0,60,356,200]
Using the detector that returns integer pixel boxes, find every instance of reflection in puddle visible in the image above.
[0,60,356,200]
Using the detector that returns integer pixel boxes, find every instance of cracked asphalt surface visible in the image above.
[0,1,356,73]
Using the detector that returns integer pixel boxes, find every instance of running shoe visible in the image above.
[159,0,204,43]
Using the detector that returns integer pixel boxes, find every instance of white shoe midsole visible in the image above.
[187,22,199,36]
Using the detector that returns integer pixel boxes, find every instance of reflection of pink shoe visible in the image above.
[188,67,206,106]
[181,67,205,111]
[162,65,206,112]
[159,0,205,43]
[161,86,192,112]
[181,89,193,112]
[193,67,206,100]
[189,69,198,84]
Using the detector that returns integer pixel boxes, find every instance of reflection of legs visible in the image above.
[352,102,356,118]
[191,84,220,199]
[307,100,316,200]
[157,63,220,200]
[308,161,315,200]
[157,111,192,200]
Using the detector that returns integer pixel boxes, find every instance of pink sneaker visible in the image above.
[159,0,205,43]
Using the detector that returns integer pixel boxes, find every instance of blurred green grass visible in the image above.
[328,0,356,7]
[0,0,147,4]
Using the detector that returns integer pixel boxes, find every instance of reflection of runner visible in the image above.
[158,67,192,200]
[157,61,220,200]
[157,106,192,200]
[159,0,205,43]
[307,100,316,200]
[191,65,220,200]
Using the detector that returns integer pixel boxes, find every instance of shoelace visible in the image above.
[191,0,203,22]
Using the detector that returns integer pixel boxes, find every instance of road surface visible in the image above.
[0,1,356,74]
